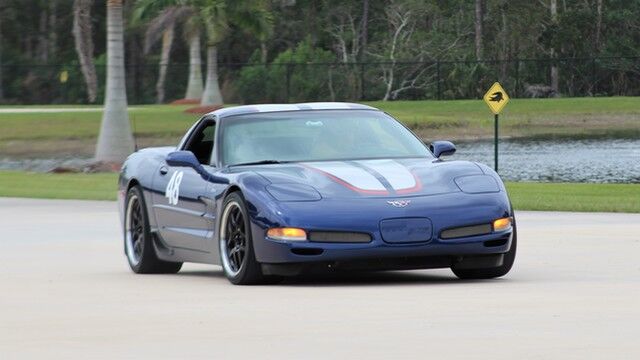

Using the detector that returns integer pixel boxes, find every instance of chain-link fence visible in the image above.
[0,56,638,105]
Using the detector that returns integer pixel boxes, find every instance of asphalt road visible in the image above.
[1,198,639,359]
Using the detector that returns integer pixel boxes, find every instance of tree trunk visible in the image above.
[550,0,559,93]
[72,0,98,102]
[96,0,135,163]
[38,8,48,62]
[474,0,483,60]
[360,0,369,61]
[155,27,174,104]
[184,33,204,100]
[200,45,223,106]
[595,0,603,52]
[0,13,4,101]
[49,0,57,60]
[500,3,508,81]
[260,41,268,63]
[358,0,369,100]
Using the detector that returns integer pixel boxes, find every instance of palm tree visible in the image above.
[95,0,135,163]
[199,0,272,106]
[133,0,200,103]
[72,0,98,103]
[183,19,205,100]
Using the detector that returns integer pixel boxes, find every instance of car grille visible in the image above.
[440,224,492,239]
[308,231,372,243]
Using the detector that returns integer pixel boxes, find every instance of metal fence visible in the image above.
[0,56,638,104]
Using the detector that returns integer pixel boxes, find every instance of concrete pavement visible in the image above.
[1,198,639,359]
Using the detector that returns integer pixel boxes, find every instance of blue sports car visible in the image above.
[118,102,516,285]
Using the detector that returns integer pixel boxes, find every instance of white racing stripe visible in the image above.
[308,162,387,192]
[358,160,417,191]
[298,102,352,109]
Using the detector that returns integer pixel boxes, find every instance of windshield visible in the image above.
[221,110,432,166]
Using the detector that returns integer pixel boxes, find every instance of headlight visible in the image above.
[267,227,307,241]
[454,175,500,194]
[266,184,321,201]
[493,217,512,232]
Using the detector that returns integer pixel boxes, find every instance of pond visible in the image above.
[1,138,639,183]
[450,138,640,183]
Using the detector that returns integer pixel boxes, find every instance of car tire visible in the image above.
[451,220,517,280]
[124,185,183,274]
[219,192,280,285]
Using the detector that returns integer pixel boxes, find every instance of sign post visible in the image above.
[483,82,510,172]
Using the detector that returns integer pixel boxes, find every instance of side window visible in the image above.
[184,121,216,165]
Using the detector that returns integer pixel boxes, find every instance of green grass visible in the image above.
[368,97,640,140]
[1,171,638,213]
[0,105,195,142]
[0,97,638,147]
[506,182,640,213]
[369,96,640,123]
[0,171,118,201]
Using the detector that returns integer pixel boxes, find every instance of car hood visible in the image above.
[246,158,487,200]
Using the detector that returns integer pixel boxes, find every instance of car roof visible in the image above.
[207,102,380,119]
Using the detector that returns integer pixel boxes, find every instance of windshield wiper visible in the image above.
[228,160,289,167]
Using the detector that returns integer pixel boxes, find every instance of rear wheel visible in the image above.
[124,185,182,274]
[219,192,280,285]
[451,222,517,280]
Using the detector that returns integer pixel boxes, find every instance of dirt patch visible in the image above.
[0,136,181,159]
[83,161,122,173]
[170,99,201,105]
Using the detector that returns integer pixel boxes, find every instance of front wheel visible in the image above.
[219,192,280,285]
[451,221,517,280]
[124,185,182,274]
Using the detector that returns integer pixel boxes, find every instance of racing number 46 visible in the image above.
[165,171,184,205]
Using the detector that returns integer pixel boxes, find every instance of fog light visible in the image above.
[493,217,512,232]
[267,227,307,241]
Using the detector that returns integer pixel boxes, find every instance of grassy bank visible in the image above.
[371,97,640,140]
[1,97,638,158]
[506,182,640,213]
[0,171,118,201]
[0,171,638,213]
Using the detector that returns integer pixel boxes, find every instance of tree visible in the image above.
[133,1,198,103]
[0,5,4,102]
[550,0,559,93]
[95,0,135,163]
[198,0,273,106]
[474,0,483,60]
[184,20,204,100]
[595,0,603,52]
[72,0,98,102]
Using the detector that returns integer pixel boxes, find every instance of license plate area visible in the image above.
[379,217,433,244]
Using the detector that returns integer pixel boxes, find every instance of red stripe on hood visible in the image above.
[302,164,390,195]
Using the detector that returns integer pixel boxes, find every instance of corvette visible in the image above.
[118,102,516,285]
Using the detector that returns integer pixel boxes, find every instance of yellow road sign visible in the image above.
[59,70,69,84]
[483,82,509,114]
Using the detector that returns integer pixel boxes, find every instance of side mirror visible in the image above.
[165,151,229,184]
[166,150,201,169]
[430,141,456,158]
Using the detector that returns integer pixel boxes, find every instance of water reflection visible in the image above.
[450,139,640,183]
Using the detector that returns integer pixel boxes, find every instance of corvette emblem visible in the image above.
[387,200,411,208]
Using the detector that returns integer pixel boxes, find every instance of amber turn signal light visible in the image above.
[267,227,307,241]
[492,217,512,232]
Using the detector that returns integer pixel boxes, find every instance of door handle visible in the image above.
[159,166,168,175]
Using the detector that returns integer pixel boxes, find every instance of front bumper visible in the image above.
[250,190,514,273]
[255,228,513,274]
